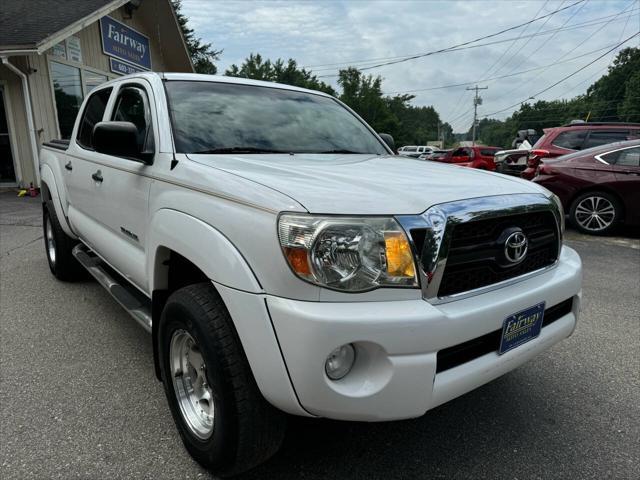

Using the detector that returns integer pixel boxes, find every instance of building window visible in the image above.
[85,72,109,94]
[51,61,83,139]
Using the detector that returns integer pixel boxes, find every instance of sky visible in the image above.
[180,0,640,133]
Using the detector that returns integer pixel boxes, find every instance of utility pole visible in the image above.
[466,85,488,145]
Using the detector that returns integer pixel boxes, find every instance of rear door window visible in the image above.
[552,130,587,150]
[583,130,630,149]
[480,148,497,156]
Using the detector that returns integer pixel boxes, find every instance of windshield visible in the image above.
[165,81,388,155]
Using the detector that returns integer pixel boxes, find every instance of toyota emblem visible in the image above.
[504,231,528,264]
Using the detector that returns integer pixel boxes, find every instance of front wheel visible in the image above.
[158,283,286,476]
[570,191,621,235]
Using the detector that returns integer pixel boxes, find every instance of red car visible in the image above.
[433,146,501,170]
[533,140,640,235]
[522,122,640,180]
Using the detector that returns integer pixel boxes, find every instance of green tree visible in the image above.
[618,69,640,122]
[337,68,398,134]
[587,47,640,121]
[172,0,222,74]
[225,54,336,95]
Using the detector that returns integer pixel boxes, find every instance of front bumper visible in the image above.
[266,246,582,421]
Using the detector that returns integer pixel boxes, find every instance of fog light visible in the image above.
[325,344,356,380]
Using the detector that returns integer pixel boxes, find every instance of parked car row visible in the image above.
[409,146,502,170]
[533,139,640,234]
[398,121,640,235]
[397,145,438,158]
[521,122,640,180]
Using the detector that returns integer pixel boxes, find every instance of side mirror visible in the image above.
[92,121,153,164]
[378,133,395,152]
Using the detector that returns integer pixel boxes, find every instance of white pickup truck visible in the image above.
[40,72,582,476]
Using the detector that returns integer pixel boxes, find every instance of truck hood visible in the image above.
[188,153,546,215]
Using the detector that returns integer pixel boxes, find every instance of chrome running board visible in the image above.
[72,244,152,333]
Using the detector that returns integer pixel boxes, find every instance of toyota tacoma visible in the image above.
[40,73,582,476]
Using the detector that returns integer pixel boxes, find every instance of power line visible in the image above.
[306,0,586,70]
[307,6,634,72]
[443,91,474,129]
[309,0,586,75]
[492,0,637,106]
[477,0,551,81]
[480,0,554,82]
[382,43,618,95]
[315,12,636,77]
[482,31,640,117]
[500,0,590,78]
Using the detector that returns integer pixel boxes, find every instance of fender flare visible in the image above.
[147,209,306,410]
[40,164,77,238]
[146,208,262,293]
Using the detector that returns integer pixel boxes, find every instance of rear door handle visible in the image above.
[91,170,103,183]
[64,161,72,171]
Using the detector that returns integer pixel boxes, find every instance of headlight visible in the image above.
[550,193,565,235]
[278,214,418,292]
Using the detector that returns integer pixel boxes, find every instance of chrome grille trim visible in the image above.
[396,193,562,305]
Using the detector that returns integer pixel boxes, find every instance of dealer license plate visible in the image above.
[498,302,545,355]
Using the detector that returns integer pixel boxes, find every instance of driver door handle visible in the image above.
[64,161,72,171]
[91,170,103,183]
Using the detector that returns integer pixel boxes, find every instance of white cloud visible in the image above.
[180,0,639,132]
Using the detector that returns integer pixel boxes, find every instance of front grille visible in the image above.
[437,211,559,297]
[435,298,574,373]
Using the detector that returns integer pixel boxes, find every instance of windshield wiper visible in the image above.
[192,147,289,154]
[317,149,369,154]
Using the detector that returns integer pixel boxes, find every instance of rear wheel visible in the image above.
[43,202,86,281]
[570,191,620,235]
[158,283,286,476]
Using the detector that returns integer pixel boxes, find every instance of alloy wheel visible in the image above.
[574,195,615,232]
[170,330,215,440]
[45,215,56,266]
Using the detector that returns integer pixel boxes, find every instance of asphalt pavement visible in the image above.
[1,191,638,479]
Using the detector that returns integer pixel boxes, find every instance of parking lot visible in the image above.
[0,191,638,480]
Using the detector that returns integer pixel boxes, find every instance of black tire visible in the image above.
[569,191,621,235]
[158,283,286,476]
[43,201,86,281]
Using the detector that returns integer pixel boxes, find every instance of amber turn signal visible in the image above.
[384,231,416,278]
[284,247,311,276]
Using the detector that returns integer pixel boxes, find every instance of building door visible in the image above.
[0,86,17,184]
